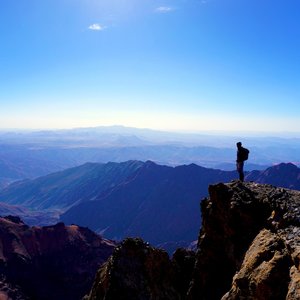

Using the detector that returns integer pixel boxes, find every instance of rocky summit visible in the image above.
[85,181,300,300]
[189,181,300,300]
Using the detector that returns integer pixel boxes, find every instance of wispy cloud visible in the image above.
[155,6,175,13]
[88,23,106,31]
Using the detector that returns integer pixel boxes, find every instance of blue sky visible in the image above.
[0,0,299,133]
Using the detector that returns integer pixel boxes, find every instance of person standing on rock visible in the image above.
[236,142,249,182]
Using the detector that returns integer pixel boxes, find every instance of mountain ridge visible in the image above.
[1,161,300,253]
[246,162,300,189]
[0,160,144,210]
[1,126,300,185]
[60,161,238,248]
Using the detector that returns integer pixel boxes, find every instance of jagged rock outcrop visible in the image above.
[84,238,196,300]
[221,229,291,299]
[188,181,300,300]
[86,181,300,300]
[0,216,116,300]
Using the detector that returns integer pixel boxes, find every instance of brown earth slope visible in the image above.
[0,216,115,300]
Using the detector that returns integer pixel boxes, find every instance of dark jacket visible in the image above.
[237,146,248,163]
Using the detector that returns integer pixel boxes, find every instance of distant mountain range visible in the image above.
[0,143,251,184]
[0,126,299,186]
[1,160,300,253]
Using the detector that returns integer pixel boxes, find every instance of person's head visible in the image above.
[236,142,242,148]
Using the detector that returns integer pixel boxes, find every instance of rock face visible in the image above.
[85,181,300,300]
[188,181,300,300]
[0,216,115,300]
[84,238,196,300]
[222,229,291,300]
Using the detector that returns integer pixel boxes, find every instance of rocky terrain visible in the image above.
[84,238,196,300]
[0,216,115,300]
[188,181,300,299]
[85,181,300,299]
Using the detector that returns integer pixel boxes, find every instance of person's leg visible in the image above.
[240,168,244,182]
[236,162,244,182]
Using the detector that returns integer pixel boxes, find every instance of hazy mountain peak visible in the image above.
[269,162,299,171]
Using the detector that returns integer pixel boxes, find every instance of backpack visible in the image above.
[241,147,249,161]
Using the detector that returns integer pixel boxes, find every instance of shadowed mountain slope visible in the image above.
[0,216,115,300]
[61,161,237,247]
[0,160,143,210]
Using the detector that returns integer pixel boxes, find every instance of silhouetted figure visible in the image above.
[236,142,249,182]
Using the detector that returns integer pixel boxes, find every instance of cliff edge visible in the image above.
[86,181,300,300]
[189,181,300,299]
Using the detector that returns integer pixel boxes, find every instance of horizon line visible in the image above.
[0,124,300,138]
